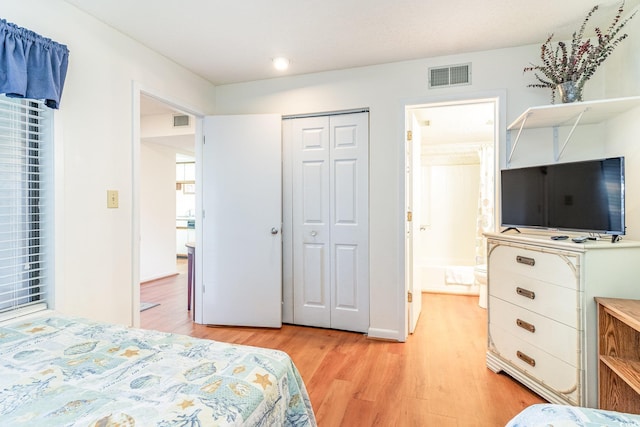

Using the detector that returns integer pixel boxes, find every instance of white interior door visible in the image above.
[201,114,282,327]
[405,127,414,334]
[408,117,423,333]
[289,112,369,333]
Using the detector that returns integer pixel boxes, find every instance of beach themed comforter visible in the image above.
[0,314,316,426]
[506,404,640,426]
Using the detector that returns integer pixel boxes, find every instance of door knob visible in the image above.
[271,227,279,235]
[310,231,317,237]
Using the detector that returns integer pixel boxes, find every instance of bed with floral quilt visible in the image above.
[0,313,316,426]
[506,404,640,426]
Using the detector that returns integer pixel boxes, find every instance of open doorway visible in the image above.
[138,94,196,321]
[404,96,499,335]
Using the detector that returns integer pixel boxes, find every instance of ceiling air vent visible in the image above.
[428,63,471,88]
[173,114,190,127]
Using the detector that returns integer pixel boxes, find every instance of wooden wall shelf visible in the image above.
[506,96,640,165]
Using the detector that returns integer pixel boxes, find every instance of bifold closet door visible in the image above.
[291,112,369,333]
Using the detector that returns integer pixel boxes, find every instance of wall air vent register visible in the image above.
[428,63,471,88]
[173,114,190,127]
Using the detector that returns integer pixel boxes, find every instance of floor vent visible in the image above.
[428,63,471,88]
[173,114,190,127]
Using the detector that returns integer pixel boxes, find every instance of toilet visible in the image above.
[474,264,488,309]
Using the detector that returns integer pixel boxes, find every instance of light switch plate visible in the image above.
[107,190,119,208]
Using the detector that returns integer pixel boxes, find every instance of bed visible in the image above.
[0,313,316,426]
[506,404,640,426]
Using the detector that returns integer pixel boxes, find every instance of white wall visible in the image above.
[140,142,177,282]
[213,46,544,339]
[603,10,640,241]
[213,11,640,339]
[5,1,640,339]
[3,0,216,325]
[142,114,195,139]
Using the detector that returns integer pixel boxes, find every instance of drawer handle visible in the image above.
[516,318,536,333]
[516,255,535,266]
[517,350,536,367]
[516,287,535,300]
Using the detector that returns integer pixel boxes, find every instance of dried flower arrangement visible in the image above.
[524,1,636,103]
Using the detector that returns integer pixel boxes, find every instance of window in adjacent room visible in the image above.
[0,94,53,321]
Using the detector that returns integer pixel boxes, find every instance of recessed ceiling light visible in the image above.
[272,57,290,71]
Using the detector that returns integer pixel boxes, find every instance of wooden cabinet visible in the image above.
[485,232,640,407]
[596,297,640,414]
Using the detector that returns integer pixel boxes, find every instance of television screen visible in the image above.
[501,157,625,235]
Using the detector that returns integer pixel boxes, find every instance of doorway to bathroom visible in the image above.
[405,96,499,334]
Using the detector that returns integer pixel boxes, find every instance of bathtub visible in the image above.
[421,263,480,295]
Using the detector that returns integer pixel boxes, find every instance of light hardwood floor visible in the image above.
[141,260,544,426]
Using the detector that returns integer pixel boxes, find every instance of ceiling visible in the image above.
[412,102,495,147]
[139,95,178,116]
[89,1,637,153]
[62,0,639,86]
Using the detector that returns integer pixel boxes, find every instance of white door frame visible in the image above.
[398,90,506,340]
[131,82,205,327]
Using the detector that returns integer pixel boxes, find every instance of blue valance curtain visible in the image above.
[0,19,69,109]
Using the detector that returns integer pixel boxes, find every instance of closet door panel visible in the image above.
[330,113,369,332]
[334,159,357,223]
[334,244,358,308]
[292,117,331,328]
[302,243,327,305]
[302,161,325,223]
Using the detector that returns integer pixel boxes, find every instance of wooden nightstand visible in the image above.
[596,297,640,414]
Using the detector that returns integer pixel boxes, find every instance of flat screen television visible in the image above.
[501,157,625,237]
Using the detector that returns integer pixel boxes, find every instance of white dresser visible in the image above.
[485,232,640,407]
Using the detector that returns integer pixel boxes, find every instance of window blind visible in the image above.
[0,95,50,321]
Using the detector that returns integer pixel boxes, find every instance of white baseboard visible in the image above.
[367,327,403,342]
[140,271,178,284]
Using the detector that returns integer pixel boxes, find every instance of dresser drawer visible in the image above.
[488,271,580,329]
[490,268,579,327]
[488,323,580,405]
[489,296,578,365]
[489,244,579,290]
